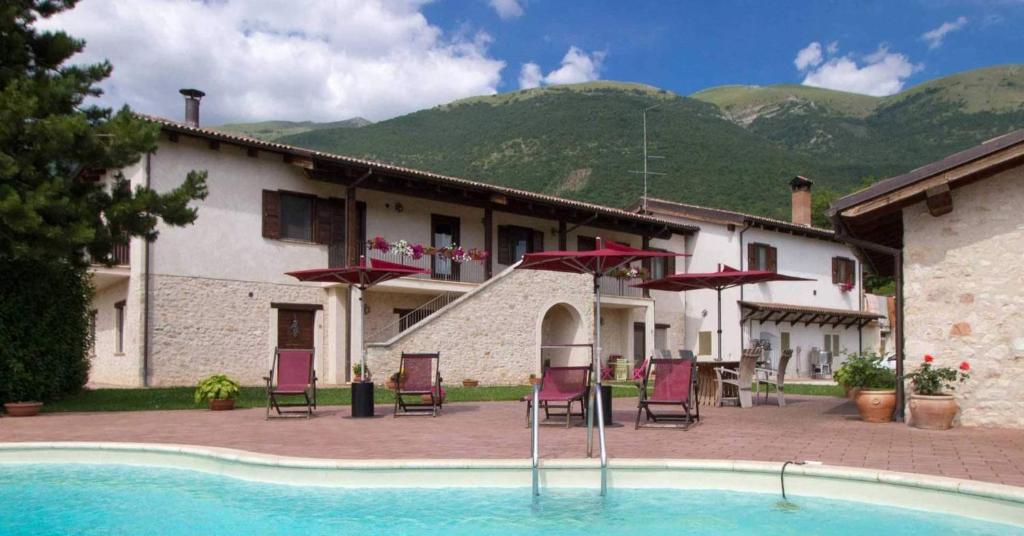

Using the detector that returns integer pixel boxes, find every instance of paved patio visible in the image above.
[3,395,1023,487]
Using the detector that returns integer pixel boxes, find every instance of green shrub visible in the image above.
[0,258,91,403]
[194,374,241,404]
[833,353,895,390]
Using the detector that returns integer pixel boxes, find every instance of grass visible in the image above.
[44,382,844,413]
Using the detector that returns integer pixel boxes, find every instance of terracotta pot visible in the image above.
[529,377,541,386]
[4,402,43,417]
[386,379,397,390]
[845,386,861,400]
[855,390,896,423]
[909,394,958,430]
[209,398,235,411]
[352,375,363,383]
[462,380,479,388]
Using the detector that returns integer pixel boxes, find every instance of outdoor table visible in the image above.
[696,359,739,407]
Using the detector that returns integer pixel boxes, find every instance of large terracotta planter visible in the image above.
[4,402,43,417]
[462,379,479,388]
[855,390,896,423]
[209,398,235,411]
[909,394,958,430]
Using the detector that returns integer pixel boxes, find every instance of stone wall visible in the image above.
[88,280,141,386]
[366,268,593,385]
[902,166,1024,428]
[149,274,327,386]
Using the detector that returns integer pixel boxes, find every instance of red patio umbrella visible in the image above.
[635,264,813,361]
[287,256,428,416]
[518,238,687,455]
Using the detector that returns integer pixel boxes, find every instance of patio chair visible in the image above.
[714,347,761,408]
[755,348,794,406]
[264,347,317,419]
[635,357,699,429]
[601,355,622,381]
[394,352,443,417]
[523,365,591,428]
[631,356,651,381]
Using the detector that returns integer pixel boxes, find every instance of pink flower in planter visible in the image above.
[924,354,934,363]
[410,243,425,260]
[959,361,971,371]
[372,236,390,252]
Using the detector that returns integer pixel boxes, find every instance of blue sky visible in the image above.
[40,1,1024,124]
[426,1,1023,95]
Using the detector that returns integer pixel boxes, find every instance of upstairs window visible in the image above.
[498,225,543,264]
[262,190,344,246]
[644,248,675,279]
[280,193,314,241]
[832,257,856,286]
[577,235,597,251]
[748,242,777,272]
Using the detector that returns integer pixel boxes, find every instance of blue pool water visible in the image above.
[0,464,1021,535]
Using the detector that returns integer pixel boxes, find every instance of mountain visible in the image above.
[278,66,1024,219]
[212,117,371,140]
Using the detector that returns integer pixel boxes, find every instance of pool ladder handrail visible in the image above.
[531,382,540,496]
[594,381,608,496]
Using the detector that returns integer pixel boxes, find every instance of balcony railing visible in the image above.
[89,243,130,267]
[364,249,487,284]
[599,275,645,298]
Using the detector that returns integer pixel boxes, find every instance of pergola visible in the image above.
[738,301,883,354]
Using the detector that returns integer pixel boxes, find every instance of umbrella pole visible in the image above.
[716,288,723,361]
[588,275,602,458]
[360,288,368,383]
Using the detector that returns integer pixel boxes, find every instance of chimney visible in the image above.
[789,175,814,226]
[179,88,205,127]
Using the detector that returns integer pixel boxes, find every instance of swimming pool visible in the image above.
[1,463,1021,536]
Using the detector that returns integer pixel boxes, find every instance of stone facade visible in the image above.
[366,268,595,385]
[903,166,1024,428]
[148,274,327,386]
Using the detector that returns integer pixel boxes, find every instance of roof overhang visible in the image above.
[828,129,1024,276]
[739,301,882,329]
[144,114,698,240]
[634,197,840,242]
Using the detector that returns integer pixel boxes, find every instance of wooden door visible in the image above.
[277,308,315,349]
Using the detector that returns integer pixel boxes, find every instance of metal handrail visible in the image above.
[366,291,460,342]
[594,384,608,496]
[531,382,540,496]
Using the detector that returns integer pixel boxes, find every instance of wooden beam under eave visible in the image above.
[284,154,315,170]
[926,183,953,217]
[804,313,825,327]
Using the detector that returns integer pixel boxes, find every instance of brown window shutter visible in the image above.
[497,226,511,265]
[330,198,346,245]
[531,228,544,253]
[262,190,281,239]
[831,257,840,284]
[666,254,676,275]
[747,243,756,270]
[767,246,778,272]
[313,198,333,245]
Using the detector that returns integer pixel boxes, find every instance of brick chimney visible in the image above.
[789,175,813,226]
[179,88,205,127]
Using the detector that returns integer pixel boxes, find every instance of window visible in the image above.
[780,331,791,352]
[644,248,676,279]
[431,215,460,279]
[88,310,98,356]
[577,235,597,251]
[698,331,713,356]
[497,225,543,264]
[748,243,777,272]
[114,301,125,354]
[262,190,344,246]
[633,322,646,362]
[832,257,856,286]
[654,324,669,352]
[823,333,840,355]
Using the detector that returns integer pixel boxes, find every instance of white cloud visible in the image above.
[794,42,823,71]
[35,0,507,123]
[518,46,605,89]
[795,42,921,97]
[922,16,968,49]
[489,0,524,20]
[518,62,543,89]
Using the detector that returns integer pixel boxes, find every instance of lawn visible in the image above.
[43,382,843,413]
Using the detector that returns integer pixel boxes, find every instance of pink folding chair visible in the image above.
[523,365,591,428]
[632,356,650,381]
[394,353,443,417]
[264,348,317,419]
[635,357,699,429]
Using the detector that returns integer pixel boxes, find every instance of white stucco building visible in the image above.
[87,96,883,388]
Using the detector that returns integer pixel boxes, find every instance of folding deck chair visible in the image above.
[393,353,443,417]
[756,348,794,406]
[635,357,699,430]
[523,365,591,428]
[264,347,317,419]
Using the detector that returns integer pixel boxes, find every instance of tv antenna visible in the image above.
[629,104,665,212]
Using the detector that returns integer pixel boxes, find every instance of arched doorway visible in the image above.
[539,303,588,368]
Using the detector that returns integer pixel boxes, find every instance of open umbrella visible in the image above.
[287,256,428,417]
[518,238,687,455]
[634,264,813,361]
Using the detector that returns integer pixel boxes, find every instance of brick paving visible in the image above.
[3,395,1023,487]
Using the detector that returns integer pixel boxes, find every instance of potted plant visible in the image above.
[528,373,541,385]
[905,355,971,430]
[834,353,896,423]
[352,363,370,383]
[421,386,446,404]
[194,374,241,411]
[3,401,43,417]
[462,379,479,388]
[387,370,407,390]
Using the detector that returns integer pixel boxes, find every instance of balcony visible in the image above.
[365,249,487,285]
[89,243,130,291]
[598,275,646,299]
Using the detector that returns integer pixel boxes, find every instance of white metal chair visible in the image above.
[756,348,794,406]
[714,347,761,408]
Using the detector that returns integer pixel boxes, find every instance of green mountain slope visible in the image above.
[279,66,1024,219]
[212,117,371,140]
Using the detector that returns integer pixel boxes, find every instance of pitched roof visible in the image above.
[140,114,698,236]
[634,196,839,242]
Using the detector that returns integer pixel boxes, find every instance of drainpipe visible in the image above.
[141,152,153,387]
[737,222,753,353]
